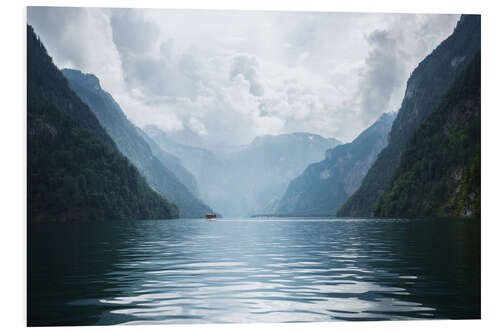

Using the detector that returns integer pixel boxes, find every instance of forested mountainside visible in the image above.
[27,25,178,222]
[338,14,481,217]
[145,126,341,217]
[276,113,395,216]
[374,52,480,218]
[62,69,211,218]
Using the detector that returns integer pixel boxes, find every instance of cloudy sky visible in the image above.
[27,7,459,145]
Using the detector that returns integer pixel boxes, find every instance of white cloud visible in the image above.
[27,7,459,144]
[27,7,126,100]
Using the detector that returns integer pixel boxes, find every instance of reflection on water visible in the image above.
[28,217,480,326]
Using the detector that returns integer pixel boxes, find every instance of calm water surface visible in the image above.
[28,217,480,325]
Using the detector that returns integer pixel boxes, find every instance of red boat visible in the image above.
[205,214,216,220]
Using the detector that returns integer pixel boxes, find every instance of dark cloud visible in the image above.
[353,14,461,127]
[357,29,406,123]
[110,9,159,54]
[109,9,198,99]
[230,54,264,96]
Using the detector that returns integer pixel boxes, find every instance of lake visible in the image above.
[27,217,480,326]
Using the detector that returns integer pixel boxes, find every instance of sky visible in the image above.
[27,7,459,145]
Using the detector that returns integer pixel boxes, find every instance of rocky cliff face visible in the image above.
[374,52,480,218]
[338,14,481,217]
[62,69,212,218]
[276,113,395,216]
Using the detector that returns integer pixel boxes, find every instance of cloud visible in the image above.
[354,13,461,126]
[230,54,264,96]
[27,7,125,97]
[355,28,407,123]
[27,7,460,144]
[109,9,159,55]
[109,8,199,99]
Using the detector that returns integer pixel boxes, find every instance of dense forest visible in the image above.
[337,14,481,217]
[27,25,178,222]
[374,52,480,218]
[62,69,212,218]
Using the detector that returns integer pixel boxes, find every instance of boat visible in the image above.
[205,213,216,220]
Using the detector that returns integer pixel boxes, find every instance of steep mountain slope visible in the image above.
[374,52,480,218]
[338,15,481,217]
[27,25,178,222]
[137,128,200,196]
[225,133,342,217]
[276,113,395,216]
[145,126,341,217]
[62,69,211,218]
[143,125,224,207]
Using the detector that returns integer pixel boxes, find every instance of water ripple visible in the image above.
[28,217,481,325]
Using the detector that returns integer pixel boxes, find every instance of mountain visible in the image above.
[338,14,481,217]
[143,125,229,215]
[136,128,200,197]
[144,125,223,196]
[154,126,249,158]
[224,133,342,216]
[159,125,205,148]
[374,52,480,218]
[145,126,341,217]
[276,113,395,216]
[27,25,178,222]
[61,69,211,218]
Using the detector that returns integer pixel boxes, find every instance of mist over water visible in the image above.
[145,128,342,217]
[28,217,480,325]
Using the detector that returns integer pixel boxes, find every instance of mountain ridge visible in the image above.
[276,112,395,216]
[62,68,212,218]
[27,25,178,222]
[145,125,342,217]
[338,14,481,217]
[374,52,480,218]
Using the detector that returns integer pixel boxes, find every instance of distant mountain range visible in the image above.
[276,113,395,216]
[27,14,480,222]
[27,25,178,222]
[338,14,481,217]
[62,68,212,218]
[145,126,341,217]
[143,125,224,210]
[136,128,201,197]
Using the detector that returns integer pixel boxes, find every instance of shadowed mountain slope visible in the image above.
[338,15,481,217]
[27,25,178,222]
[277,113,395,216]
[62,69,211,218]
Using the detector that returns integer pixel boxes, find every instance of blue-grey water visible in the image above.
[28,217,480,326]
